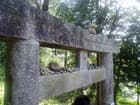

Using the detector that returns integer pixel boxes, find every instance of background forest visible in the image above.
[0,0,140,105]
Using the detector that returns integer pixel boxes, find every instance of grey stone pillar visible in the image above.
[97,53,114,105]
[42,0,49,11]
[4,43,12,105]
[10,39,39,105]
[75,50,88,71]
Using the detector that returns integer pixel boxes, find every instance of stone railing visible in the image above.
[0,1,117,105]
[39,68,105,100]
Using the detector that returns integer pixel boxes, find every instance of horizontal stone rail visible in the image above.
[0,5,117,53]
[39,68,105,100]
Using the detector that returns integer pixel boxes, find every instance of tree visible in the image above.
[49,0,124,104]
[125,14,140,105]
[114,11,140,104]
[55,0,123,37]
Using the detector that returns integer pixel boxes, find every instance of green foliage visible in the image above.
[40,47,76,67]
[114,12,140,104]
[88,53,97,64]
[54,0,123,37]
[39,47,62,66]
[114,40,139,82]
[117,96,139,105]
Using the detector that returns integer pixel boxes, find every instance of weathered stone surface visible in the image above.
[0,0,33,38]
[39,68,105,100]
[0,2,117,105]
[97,53,114,105]
[42,0,49,11]
[10,40,39,105]
[40,66,80,75]
[48,62,60,71]
[75,50,88,70]
[88,63,97,70]
[0,2,118,53]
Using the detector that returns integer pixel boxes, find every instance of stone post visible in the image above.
[42,0,49,11]
[4,43,12,105]
[75,50,88,71]
[97,53,114,105]
[10,40,39,105]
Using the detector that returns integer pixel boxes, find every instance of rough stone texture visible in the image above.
[75,50,88,70]
[39,68,105,100]
[4,43,12,105]
[97,53,114,105]
[40,66,77,75]
[0,0,33,38]
[0,1,117,104]
[0,1,118,53]
[10,40,39,105]
[42,0,49,11]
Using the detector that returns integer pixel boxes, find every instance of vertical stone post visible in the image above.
[97,53,114,105]
[75,50,88,71]
[75,50,88,94]
[42,0,49,11]
[4,43,12,105]
[10,39,39,105]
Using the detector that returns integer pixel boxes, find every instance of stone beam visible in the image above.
[39,68,105,101]
[0,4,117,53]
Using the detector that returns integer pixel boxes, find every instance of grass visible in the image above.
[117,96,139,105]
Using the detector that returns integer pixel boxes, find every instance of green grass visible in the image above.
[117,96,139,105]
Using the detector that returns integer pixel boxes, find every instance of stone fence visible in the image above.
[0,1,117,105]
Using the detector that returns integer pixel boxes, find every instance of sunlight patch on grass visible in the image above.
[117,96,139,105]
